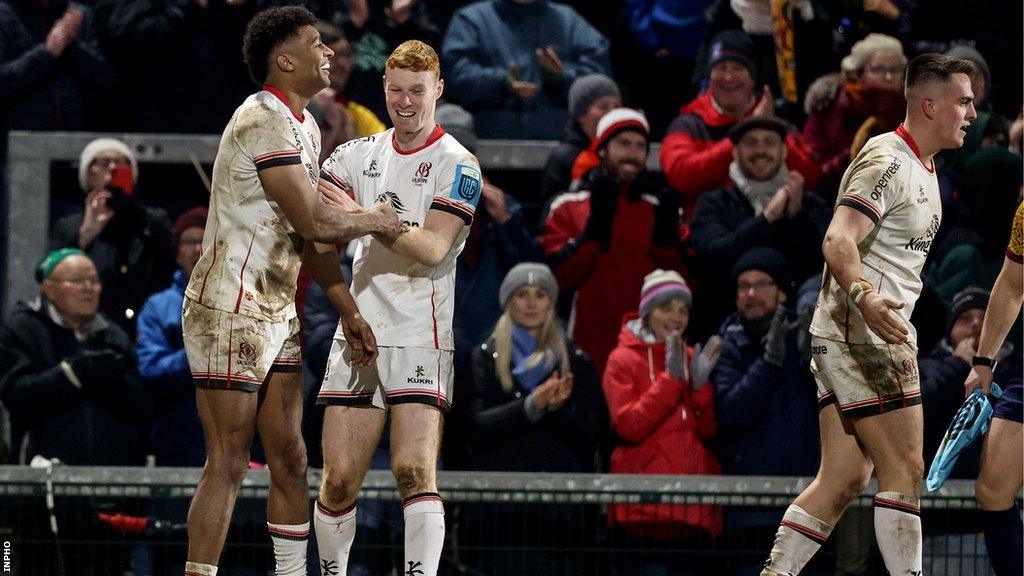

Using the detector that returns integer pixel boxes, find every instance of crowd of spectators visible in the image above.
[1,0,1022,573]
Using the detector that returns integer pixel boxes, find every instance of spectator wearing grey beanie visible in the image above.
[540,74,621,201]
[461,257,607,574]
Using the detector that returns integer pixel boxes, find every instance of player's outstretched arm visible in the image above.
[373,209,465,267]
[964,255,1023,394]
[823,205,909,344]
[301,241,378,367]
[260,165,405,243]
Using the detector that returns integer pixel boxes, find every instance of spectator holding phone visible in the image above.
[49,138,174,337]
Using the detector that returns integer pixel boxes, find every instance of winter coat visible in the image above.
[464,335,608,473]
[712,311,819,477]
[135,270,204,466]
[0,297,150,465]
[93,0,255,133]
[659,92,822,216]
[50,196,174,337]
[603,314,722,541]
[540,172,684,375]
[441,0,611,140]
[622,0,712,59]
[690,182,829,327]
[712,311,819,531]
[454,195,542,381]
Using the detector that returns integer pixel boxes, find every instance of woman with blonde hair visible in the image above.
[460,262,607,574]
[465,262,606,473]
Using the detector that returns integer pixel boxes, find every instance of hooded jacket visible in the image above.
[603,314,722,540]
[659,92,822,216]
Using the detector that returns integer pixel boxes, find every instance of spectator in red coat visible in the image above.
[603,270,722,572]
[541,109,686,376]
[659,30,821,217]
[802,33,907,198]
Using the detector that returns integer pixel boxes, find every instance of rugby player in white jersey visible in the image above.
[313,40,482,576]
[760,53,976,576]
[181,7,403,576]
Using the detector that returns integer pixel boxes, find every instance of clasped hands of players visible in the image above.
[317,178,408,240]
[856,290,909,345]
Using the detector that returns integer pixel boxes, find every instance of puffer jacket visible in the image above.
[602,314,722,541]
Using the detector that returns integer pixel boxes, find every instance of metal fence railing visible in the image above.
[0,466,998,575]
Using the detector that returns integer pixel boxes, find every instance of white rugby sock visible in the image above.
[267,521,309,576]
[873,491,922,575]
[314,499,357,576]
[403,492,445,576]
[761,505,834,575]
[184,562,218,576]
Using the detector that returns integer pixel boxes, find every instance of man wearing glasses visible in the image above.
[0,248,150,465]
[0,248,151,574]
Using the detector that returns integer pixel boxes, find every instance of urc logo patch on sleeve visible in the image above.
[451,164,482,207]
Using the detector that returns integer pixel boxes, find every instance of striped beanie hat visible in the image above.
[594,108,649,151]
[639,269,692,317]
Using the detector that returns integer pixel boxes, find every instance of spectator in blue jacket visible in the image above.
[135,207,207,467]
[711,247,820,575]
[441,0,611,140]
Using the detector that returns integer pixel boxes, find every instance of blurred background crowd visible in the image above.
[0,0,1021,574]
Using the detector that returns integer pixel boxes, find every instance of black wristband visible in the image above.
[971,355,996,368]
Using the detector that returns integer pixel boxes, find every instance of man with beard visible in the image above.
[691,116,830,339]
[541,108,685,376]
[761,53,977,576]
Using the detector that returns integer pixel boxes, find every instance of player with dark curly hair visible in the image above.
[182,6,403,576]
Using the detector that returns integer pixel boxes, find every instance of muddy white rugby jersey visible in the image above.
[185,86,320,322]
[811,125,941,345]
[321,125,481,349]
